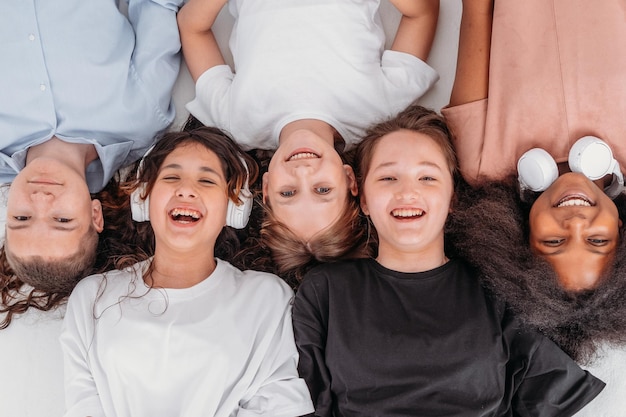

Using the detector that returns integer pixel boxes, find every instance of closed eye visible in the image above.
[420,176,436,181]
[54,218,72,223]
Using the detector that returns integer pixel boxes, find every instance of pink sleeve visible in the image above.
[441,99,488,185]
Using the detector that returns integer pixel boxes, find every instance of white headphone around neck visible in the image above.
[517,136,625,199]
[130,148,253,229]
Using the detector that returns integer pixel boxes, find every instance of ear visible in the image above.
[261,172,269,204]
[91,199,104,233]
[343,164,358,196]
[360,193,369,216]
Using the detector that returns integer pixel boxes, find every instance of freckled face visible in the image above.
[529,172,621,291]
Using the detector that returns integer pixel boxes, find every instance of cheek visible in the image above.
[147,187,169,216]
[527,207,544,235]
[527,212,556,246]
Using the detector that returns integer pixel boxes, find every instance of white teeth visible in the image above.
[170,208,201,222]
[289,152,319,161]
[392,208,424,218]
[557,198,592,208]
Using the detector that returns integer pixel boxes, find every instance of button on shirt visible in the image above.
[0,0,183,192]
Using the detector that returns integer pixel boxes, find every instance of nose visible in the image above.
[30,190,54,203]
[561,212,590,229]
[290,162,315,177]
[176,180,197,198]
[394,180,418,201]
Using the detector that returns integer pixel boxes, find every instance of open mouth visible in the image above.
[555,195,594,208]
[391,208,425,219]
[288,151,320,161]
[169,208,202,223]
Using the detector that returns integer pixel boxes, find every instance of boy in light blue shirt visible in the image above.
[0,0,182,326]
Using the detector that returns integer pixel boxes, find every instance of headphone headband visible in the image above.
[130,145,253,229]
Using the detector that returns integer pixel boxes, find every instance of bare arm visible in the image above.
[389,0,439,61]
[448,0,493,106]
[177,0,228,82]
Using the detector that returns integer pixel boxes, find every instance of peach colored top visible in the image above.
[442,0,626,184]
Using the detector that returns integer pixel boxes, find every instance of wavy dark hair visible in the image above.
[446,178,626,363]
[0,126,257,328]
[125,126,259,269]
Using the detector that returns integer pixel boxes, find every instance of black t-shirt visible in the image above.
[293,258,604,417]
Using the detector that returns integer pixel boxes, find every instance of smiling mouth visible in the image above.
[28,180,62,186]
[555,195,594,208]
[169,208,202,223]
[288,151,320,161]
[391,208,425,218]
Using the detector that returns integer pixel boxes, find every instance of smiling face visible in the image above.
[263,129,357,242]
[360,130,454,271]
[529,172,621,291]
[148,142,229,255]
[5,158,103,260]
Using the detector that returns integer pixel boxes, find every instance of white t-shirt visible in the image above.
[61,258,313,417]
[186,0,438,150]
[0,306,66,417]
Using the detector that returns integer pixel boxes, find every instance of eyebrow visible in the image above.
[372,160,444,171]
[161,163,223,177]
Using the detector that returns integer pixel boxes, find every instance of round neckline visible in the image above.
[137,258,226,299]
[366,257,456,282]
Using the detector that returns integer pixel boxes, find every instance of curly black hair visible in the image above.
[446,178,626,363]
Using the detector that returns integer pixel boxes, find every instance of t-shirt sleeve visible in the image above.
[60,278,106,417]
[292,273,334,417]
[507,326,605,416]
[239,287,314,417]
[185,65,234,134]
[381,50,439,103]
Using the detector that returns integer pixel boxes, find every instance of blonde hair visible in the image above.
[261,194,369,280]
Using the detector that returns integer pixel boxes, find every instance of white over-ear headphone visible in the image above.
[130,147,253,229]
[0,184,10,243]
[517,136,625,199]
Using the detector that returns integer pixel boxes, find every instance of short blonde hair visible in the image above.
[261,190,370,280]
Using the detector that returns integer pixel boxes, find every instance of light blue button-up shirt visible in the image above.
[0,0,182,192]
